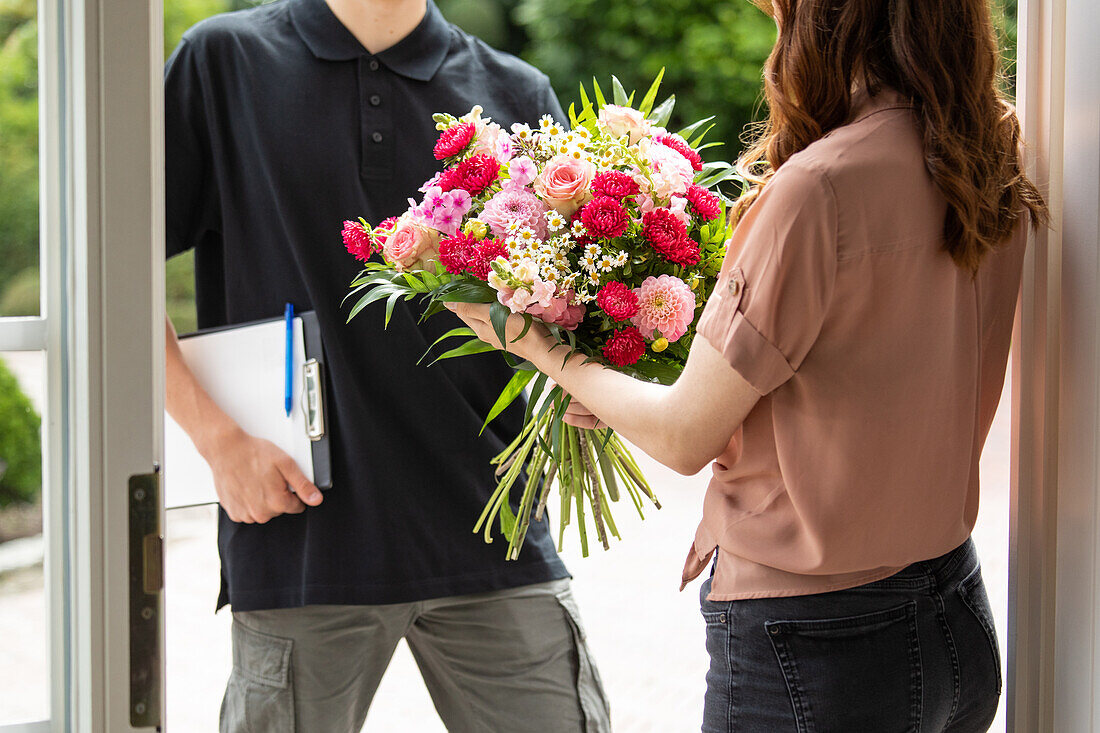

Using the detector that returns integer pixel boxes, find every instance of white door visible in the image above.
[0,0,165,730]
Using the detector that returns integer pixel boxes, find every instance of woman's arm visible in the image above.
[448,303,761,475]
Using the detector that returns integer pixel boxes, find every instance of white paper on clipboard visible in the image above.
[164,317,313,509]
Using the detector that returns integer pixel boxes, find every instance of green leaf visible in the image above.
[384,290,403,327]
[638,68,665,116]
[428,338,498,366]
[419,326,477,364]
[688,123,717,147]
[420,269,443,290]
[591,78,607,108]
[677,115,716,141]
[489,301,510,349]
[649,95,676,128]
[578,82,591,112]
[437,281,498,303]
[480,370,536,434]
[402,273,428,293]
[524,372,549,426]
[610,75,631,107]
[511,314,534,344]
[628,359,683,385]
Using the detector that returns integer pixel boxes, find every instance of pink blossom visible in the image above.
[637,140,694,201]
[508,156,538,188]
[668,195,690,225]
[528,292,585,330]
[481,187,549,239]
[631,274,696,342]
[471,122,513,164]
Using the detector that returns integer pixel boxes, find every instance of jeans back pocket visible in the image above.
[766,601,921,733]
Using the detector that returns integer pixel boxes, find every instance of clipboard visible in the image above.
[165,310,332,509]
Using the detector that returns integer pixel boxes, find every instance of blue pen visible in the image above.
[284,302,294,417]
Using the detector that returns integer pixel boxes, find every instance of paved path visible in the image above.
[0,349,1011,731]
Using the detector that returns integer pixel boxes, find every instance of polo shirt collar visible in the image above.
[290,0,451,81]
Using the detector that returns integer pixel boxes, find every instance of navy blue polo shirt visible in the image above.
[164,0,569,610]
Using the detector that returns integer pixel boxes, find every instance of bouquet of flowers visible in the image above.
[342,73,739,559]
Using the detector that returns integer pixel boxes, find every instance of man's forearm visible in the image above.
[165,316,240,456]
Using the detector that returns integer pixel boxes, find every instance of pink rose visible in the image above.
[383,217,442,272]
[535,155,596,217]
[598,104,650,145]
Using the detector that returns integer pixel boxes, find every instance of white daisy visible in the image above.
[546,211,566,231]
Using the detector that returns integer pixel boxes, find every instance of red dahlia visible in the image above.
[603,326,646,366]
[439,154,500,196]
[439,232,478,275]
[641,208,688,262]
[580,196,630,239]
[467,239,508,280]
[596,281,639,320]
[433,122,476,160]
[654,133,703,171]
[668,236,701,267]
[685,184,721,221]
[591,170,640,199]
[342,220,374,262]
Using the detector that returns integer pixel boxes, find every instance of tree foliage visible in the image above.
[0,0,1022,327]
[0,357,41,506]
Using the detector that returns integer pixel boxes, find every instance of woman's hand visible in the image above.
[446,302,558,365]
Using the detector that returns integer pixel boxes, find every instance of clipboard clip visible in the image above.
[301,358,326,441]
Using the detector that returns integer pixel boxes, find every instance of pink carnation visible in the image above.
[596,281,639,320]
[434,123,476,160]
[481,187,549,239]
[342,220,374,262]
[438,232,477,275]
[579,196,630,239]
[631,274,696,342]
[439,154,501,196]
[592,170,640,199]
[686,184,722,221]
[603,327,646,366]
[641,208,687,259]
[468,239,508,281]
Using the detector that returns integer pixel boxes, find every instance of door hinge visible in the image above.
[129,468,162,729]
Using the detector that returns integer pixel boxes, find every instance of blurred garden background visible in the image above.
[0,0,1021,728]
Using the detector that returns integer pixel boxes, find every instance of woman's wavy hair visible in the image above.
[738,0,1047,273]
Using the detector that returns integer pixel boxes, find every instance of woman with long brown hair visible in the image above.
[452,0,1046,729]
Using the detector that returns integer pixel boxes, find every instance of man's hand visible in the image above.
[202,426,324,524]
[563,398,606,430]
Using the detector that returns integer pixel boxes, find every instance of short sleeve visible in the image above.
[164,39,220,258]
[533,75,568,128]
[698,163,838,395]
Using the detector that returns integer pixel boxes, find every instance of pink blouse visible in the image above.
[684,90,1028,600]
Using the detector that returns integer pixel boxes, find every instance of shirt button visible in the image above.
[368,59,380,71]
[371,131,384,143]
[729,279,742,297]
[369,94,382,106]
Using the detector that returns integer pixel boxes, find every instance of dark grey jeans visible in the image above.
[220,579,610,733]
[700,538,1000,732]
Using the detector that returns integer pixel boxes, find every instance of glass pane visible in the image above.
[0,2,40,317]
[0,350,46,724]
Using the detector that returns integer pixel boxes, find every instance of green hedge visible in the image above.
[0,357,41,506]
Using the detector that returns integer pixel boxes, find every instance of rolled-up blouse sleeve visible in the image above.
[698,162,838,395]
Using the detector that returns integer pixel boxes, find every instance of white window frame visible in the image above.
[1012,0,1100,731]
[0,0,165,730]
